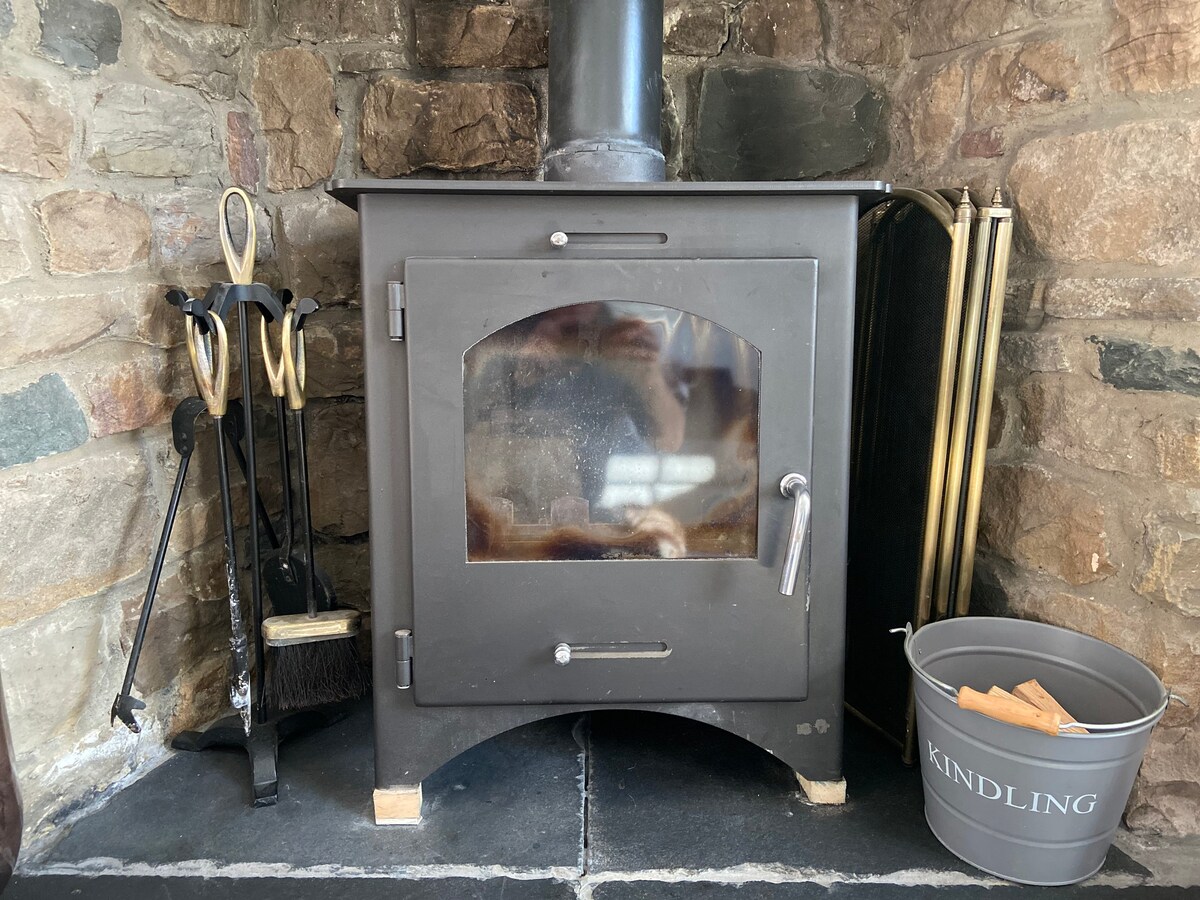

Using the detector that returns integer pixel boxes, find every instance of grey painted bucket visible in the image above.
[902,617,1169,886]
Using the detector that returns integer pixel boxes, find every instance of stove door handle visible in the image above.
[778,473,810,597]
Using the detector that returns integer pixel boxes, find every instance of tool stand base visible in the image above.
[171,709,346,807]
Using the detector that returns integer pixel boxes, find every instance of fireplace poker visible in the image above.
[183,302,253,735]
[260,300,368,710]
[110,396,207,733]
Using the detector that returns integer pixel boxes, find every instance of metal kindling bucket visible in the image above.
[901,617,1172,886]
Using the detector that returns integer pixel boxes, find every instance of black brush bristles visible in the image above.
[266,637,370,712]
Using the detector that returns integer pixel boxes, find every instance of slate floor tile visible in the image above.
[589,883,1200,900]
[37,702,585,871]
[584,711,1147,882]
[6,875,576,900]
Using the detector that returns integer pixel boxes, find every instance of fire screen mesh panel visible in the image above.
[846,199,958,747]
[464,301,761,562]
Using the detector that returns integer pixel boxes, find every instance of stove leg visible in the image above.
[796,773,847,805]
[373,784,423,825]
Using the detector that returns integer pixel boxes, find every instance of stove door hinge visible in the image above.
[394,629,413,689]
[387,281,406,341]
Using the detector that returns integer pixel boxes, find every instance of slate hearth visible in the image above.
[10,705,1199,899]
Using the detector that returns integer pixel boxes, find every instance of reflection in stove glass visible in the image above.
[464,301,761,562]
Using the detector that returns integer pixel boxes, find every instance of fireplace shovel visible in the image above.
[257,309,334,623]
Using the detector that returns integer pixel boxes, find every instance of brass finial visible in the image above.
[955,185,972,221]
[992,187,1003,207]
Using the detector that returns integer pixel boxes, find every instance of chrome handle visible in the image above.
[778,473,810,597]
[554,642,572,666]
[550,231,569,248]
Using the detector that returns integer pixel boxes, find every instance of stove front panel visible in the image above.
[405,258,817,706]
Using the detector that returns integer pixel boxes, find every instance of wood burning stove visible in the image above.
[329,0,890,824]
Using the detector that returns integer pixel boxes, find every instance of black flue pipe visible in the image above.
[543,0,665,182]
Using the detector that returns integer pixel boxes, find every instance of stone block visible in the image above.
[76,348,185,438]
[276,194,359,304]
[0,195,31,283]
[415,2,547,67]
[977,462,1115,585]
[1009,120,1200,266]
[302,306,364,398]
[0,75,72,179]
[0,374,88,469]
[1043,278,1200,321]
[664,0,730,57]
[37,0,121,70]
[695,66,882,180]
[661,72,684,179]
[306,399,367,537]
[832,0,905,67]
[1153,418,1200,486]
[1135,514,1200,617]
[225,110,260,191]
[902,61,966,163]
[1003,279,1042,331]
[253,48,342,192]
[971,41,1081,123]
[908,0,1029,57]
[167,657,229,735]
[133,10,243,100]
[959,126,1005,159]
[1094,338,1200,396]
[360,76,539,177]
[160,0,248,26]
[1127,764,1200,835]
[997,332,1075,375]
[87,83,218,177]
[150,187,273,272]
[278,0,405,43]
[740,0,821,62]
[337,47,411,73]
[1106,0,1200,94]
[0,286,179,370]
[0,441,159,626]
[38,191,150,274]
[1020,373,1200,487]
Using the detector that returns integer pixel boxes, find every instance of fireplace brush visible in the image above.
[259,300,369,710]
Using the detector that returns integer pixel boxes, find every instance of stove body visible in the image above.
[330,178,888,819]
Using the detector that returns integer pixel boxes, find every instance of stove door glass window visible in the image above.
[464,301,760,562]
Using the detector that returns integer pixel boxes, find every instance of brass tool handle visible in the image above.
[957,686,1062,736]
[259,314,288,399]
[185,314,229,417]
[281,308,307,411]
[778,473,811,597]
[219,187,256,285]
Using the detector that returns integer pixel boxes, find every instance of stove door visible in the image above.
[405,258,817,705]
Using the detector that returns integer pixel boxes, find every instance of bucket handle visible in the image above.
[893,625,1175,735]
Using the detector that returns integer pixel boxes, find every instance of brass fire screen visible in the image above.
[845,188,1014,763]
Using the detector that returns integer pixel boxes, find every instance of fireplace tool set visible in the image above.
[110,188,367,806]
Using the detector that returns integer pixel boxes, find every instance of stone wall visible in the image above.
[0,0,1196,844]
